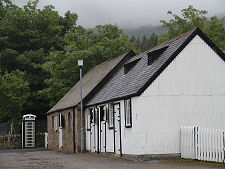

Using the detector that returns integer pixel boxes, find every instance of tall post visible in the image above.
[78,58,84,152]
[80,66,84,152]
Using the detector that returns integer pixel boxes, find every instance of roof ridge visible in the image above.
[146,27,197,52]
[82,52,129,76]
[157,27,197,46]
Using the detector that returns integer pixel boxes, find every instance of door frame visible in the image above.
[113,102,122,156]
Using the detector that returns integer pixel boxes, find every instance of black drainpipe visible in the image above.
[72,106,76,154]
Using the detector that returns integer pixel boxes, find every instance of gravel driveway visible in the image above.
[0,148,224,169]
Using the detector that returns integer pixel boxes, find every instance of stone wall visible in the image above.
[47,108,74,153]
[0,133,45,150]
[47,107,86,153]
[62,108,74,153]
[47,112,59,151]
[36,133,45,148]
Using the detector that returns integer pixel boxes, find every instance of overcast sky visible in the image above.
[13,0,225,28]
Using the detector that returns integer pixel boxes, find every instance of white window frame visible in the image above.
[108,102,114,129]
[124,98,132,127]
[103,105,106,121]
[54,116,58,131]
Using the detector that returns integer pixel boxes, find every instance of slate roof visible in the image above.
[47,51,135,114]
[86,28,225,107]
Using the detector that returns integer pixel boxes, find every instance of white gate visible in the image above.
[181,126,225,163]
[45,132,48,148]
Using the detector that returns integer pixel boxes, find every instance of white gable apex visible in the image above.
[141,35,225,96]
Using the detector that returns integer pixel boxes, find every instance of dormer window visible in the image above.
[147,45,169,65]
[124,58,141,74]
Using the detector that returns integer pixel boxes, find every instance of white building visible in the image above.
[84,28,225,156]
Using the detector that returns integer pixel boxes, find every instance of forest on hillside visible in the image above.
[0,0,224,134]
[124,25,167,38]
[125,12,225,52]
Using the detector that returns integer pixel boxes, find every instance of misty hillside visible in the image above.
[123,25,167,38]
[123,13,225,39]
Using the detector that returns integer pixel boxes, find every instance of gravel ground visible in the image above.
[0,148,224,169]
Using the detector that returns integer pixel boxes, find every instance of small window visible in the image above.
[61,115,65,128]
[147,45,169,65]
[108,103,114,129]
[100,106,105,122]
[90,108,94,124]
[68,112,71,130]
[124,58,141,74]
[124,99,132,127]
[54,116,58,131]
[52,116,54,130]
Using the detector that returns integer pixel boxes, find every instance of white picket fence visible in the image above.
[181,126,225,163]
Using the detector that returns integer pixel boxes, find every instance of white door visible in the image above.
[100,120,106,152]
[100,106,106,152]
[90,109,96,152]
[95,108,100,153]
[114,103,121,155]
[59,113,63,148]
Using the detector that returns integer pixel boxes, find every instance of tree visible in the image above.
[0,70,30,133]
[141,35,149,52]
[149,33,158,49]
[130,35,136,43]
[136,36,141,50]
[41,24,137,106]
[0,0,78,131]
[159,6,225,50]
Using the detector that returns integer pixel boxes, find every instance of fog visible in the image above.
[12,0,225,28]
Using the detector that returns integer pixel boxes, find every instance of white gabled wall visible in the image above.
[137,35,225,154]
[121,97,148,154]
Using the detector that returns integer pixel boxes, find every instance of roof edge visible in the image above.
[84,93,137,108]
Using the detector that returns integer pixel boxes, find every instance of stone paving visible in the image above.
[0,148,225,169]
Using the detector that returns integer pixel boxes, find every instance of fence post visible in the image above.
[223,132,224,163]
[45,132,48,148]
